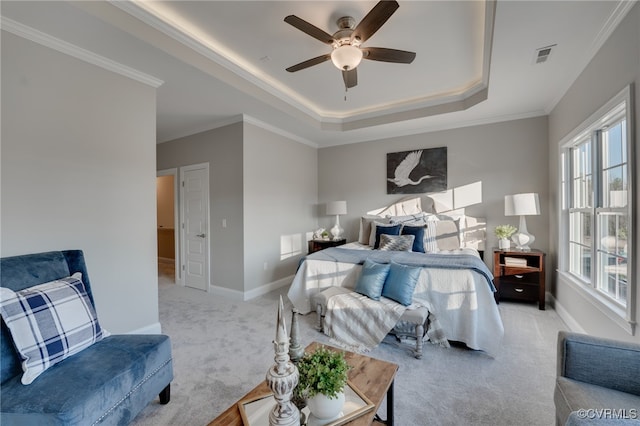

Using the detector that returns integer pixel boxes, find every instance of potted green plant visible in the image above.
[295,345,350,420]
[495,224,517,249]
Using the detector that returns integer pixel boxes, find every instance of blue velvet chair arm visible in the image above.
[557,331,640,397]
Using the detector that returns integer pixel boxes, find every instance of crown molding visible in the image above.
[157,114,317,148]
[0,17,164,88]
[320,109,547,148]
[242,115,317,148]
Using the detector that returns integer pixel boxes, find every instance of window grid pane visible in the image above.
[571,141,592,208]
[596,251,627,305]
[569,211,592,279]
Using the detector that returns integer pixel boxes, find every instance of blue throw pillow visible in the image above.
[354,259,391,300]
[381,262,422,306]
[373,223,402,249]
[401,225,426,253]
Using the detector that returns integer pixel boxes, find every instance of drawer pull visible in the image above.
[515,274,524,279]
[514,288,524,293]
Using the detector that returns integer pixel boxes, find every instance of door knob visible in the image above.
[196,233,206,238]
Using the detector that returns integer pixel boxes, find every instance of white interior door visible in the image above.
[180,164,209,291]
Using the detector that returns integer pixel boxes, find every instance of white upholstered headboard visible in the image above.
[366,196,486,251]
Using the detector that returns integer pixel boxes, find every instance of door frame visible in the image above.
[179,162,211,292]
[157,168,180,285]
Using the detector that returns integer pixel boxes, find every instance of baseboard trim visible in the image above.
[127,322,162,335]
[243,275,293,301]
[208,275,294,302]
[549,294,586,334]
[208,284,245,301]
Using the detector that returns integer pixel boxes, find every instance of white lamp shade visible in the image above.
[326,201,347,216]
[331,45,363,70]
[505,193,540,216]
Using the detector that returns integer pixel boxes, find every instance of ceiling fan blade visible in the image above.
[342,68,358,89]
[362,47,416,64]
[284,15,335,45]
[351,0,399,44]
[286,54,331,72]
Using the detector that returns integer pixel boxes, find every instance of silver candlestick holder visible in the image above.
[265,296,300,426]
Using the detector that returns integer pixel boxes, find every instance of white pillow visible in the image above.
[435,218,463,250]
[0,274,109,384]
[358,215,388,245]
[423,222,438,252]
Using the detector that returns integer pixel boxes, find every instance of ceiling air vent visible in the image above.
[533,44,556,64]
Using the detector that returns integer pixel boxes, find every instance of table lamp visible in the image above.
[326,201,347,241]
[505,193,540,250]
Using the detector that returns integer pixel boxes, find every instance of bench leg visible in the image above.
[315,303,324,332]
[159,384,171,405]
[414,324,424,359]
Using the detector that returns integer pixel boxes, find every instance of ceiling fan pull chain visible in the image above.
[344,85,348,102]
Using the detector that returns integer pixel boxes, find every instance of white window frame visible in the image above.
[558,85,636,335]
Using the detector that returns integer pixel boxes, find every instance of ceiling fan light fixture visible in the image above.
[331,45,363,70]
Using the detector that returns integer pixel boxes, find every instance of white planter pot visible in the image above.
[307,391,345,420]
[498,238,511,250]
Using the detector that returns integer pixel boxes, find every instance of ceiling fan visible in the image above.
[284,0,416,90]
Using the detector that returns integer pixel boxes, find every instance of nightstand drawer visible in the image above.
[497,279,539,302]
[500,271,540,285]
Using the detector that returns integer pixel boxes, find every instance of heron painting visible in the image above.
[386,147,447,194]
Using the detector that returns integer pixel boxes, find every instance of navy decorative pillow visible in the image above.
[381,262,422,306]
[401,225,426,253]
[0,274,109,384]
[378,234,415,252]
[373,223,402,249]
[354,259,391,301]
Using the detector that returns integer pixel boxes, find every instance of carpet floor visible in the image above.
[132,271,567,426]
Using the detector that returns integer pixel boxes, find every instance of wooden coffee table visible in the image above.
[209,341,399,426]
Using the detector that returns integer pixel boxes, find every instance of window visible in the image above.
[560,86,634,332]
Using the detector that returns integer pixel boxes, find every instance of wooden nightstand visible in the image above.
[493,249,546,310]
[308,238,346,254]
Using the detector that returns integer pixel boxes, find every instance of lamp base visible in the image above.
[330,215,343,241]
[330,224,343,241]
[511,232,535,251]
[511,215,535,251]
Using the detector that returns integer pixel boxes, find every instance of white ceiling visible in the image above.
[1,1,634,148]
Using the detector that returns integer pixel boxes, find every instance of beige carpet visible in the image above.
[131,270,567,425]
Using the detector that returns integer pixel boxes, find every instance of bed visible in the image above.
[287,197,504,357]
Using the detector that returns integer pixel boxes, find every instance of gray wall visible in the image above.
[548,3,640,343]
[318,116,550,266]
[243,122,318,293]
[1,32,159,334]
[156,120,318,297]
[156,123,245,292]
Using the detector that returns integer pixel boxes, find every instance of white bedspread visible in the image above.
[287,244,504,356]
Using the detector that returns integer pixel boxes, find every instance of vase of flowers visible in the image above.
[295,346,350,420]
[495,224,517,250]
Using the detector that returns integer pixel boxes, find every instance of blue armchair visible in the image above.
[554,331,640,425]
[0,250,173,425]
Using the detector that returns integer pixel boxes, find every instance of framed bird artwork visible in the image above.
[386,147,447,194]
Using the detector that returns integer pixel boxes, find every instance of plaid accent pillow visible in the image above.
[0,274,109,384]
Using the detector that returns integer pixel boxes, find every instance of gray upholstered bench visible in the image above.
[312,286,430,358]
